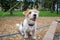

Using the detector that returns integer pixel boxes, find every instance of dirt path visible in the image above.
[0,17,60,40]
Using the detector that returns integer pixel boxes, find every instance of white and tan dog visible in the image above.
[16,9,39,40]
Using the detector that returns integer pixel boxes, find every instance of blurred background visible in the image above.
[0,0,60,17]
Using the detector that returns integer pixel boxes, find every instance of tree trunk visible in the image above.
[51,1,54,13]
[10,0,13,15]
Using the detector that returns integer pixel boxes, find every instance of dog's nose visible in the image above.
[33,14,36,17]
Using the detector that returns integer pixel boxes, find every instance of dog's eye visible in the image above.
[29,12,31,14]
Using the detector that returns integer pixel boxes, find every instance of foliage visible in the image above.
[0,0,17,12]
[44,0,57,10]
[44,0,51,8]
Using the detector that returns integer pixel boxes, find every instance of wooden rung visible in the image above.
[43,21,58,40]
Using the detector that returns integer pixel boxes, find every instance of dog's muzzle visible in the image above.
[33,14,36,17]
[30,17,36,21]
[30,14,36,21]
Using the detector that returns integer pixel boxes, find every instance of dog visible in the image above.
[16,9,39,40]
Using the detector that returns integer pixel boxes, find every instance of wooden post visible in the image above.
[43,21,58,40]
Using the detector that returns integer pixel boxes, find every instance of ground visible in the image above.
[0,17,60,40]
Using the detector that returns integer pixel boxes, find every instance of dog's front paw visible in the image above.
[32,36,36,40]
[24,35,28,38]
[21,33,24,35]
[30,32,32,35]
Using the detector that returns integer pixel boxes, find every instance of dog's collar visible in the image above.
[28,23,35,26]
[27,19,35,26]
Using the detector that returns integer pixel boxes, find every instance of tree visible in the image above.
[42,0,57,11]
[0,0,10,11]
[50,0,57,12]
[0,0,17,12]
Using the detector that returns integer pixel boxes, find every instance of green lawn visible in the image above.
[40,11,60,17]
[0,10,60,17]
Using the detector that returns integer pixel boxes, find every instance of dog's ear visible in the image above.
[23,9,30,16]
[32,8,39,13]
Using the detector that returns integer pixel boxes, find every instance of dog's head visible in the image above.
[23,9,39,26]
[23,9,39,21]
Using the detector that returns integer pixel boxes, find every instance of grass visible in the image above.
[0,11,24,17]
[40,11,60,17]
[0,10,60,17]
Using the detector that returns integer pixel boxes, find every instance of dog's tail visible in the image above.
[16,23,23,30]
[16,23,20,28]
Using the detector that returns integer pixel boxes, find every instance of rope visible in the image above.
[54,33,60,39]
[0,32,20,38]
[36,23,50,30]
